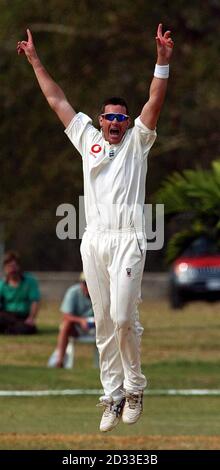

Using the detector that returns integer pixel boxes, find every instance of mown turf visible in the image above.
[0,360,219,390]
[0,396,220,449]
[0,299,219,449]
[0,434,220,450]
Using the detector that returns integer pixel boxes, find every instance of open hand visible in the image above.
[17,29,38,64]
[156,23,174,63]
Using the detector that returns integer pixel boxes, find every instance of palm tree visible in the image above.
[155,160,220,263]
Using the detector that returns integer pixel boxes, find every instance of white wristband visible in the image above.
[154,64,169,79]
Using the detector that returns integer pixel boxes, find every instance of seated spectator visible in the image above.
[55,272,95,368]
[0,251,40,334]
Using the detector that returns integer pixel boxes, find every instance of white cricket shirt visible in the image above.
[65,112,156,236]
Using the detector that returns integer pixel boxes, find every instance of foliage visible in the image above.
[1,0,220,268]
[155,160,220,262]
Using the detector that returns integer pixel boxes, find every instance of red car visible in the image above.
[169,237,220,308]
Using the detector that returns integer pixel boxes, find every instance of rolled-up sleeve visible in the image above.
[60,286,77,314]
[64,112,98,158]
[134,116,157,159]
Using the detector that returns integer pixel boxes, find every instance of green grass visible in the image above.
[0,361,219,390]
[0,299,220,449]
[0,396,220,437]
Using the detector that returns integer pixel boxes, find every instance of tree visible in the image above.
[155,160,220,263]
[1,0,220,269]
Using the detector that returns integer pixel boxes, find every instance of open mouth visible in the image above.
[110,129,120,136]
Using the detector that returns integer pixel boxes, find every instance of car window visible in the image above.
[183,237,220,257]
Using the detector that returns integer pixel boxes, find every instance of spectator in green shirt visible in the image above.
[0,251,41,334]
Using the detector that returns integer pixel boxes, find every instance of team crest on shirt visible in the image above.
[90,144,102,157]
[109,149,115,159]
[126,268,132,277]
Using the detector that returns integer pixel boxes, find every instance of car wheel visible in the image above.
[169,285,185,309]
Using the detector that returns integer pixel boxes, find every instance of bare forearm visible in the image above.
[64,314,84,325]
[149,76,168,112]
[28,302,39,322]
[140,23,173,129]
[31,58,75,126]
[17,30,76,127]
[56,322,71,366]
[140,75,168,129]
[31,57,67,110]
[63,314,88,331]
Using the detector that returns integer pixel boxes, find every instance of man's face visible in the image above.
[4,260,20,278]
[99,104,131,145]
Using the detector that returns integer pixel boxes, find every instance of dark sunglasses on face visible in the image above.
[101,113,129,122]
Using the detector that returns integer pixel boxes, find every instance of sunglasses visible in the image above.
[101,113,129,122]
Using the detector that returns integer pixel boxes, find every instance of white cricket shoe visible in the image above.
[122,391,143,424]
[98,398,125,432]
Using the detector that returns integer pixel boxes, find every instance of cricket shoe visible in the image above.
[98,397,125,432]
[122,391,143,424]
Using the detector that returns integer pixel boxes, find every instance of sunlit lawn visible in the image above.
[0,299,220,449]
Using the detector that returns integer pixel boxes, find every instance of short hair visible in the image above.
[3,250,21,266]
[79,271,86,282]
[100,97,129,115]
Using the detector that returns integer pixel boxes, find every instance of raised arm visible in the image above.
[17,29,76,128]
[140,23,174,130]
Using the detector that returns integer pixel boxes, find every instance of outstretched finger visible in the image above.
[155,36,162,47]
[157,23,163,39]
[27,28,33,43]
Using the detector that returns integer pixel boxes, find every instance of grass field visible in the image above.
[0,299,220,450]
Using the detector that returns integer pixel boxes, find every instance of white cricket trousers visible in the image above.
[80,229,147,401]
